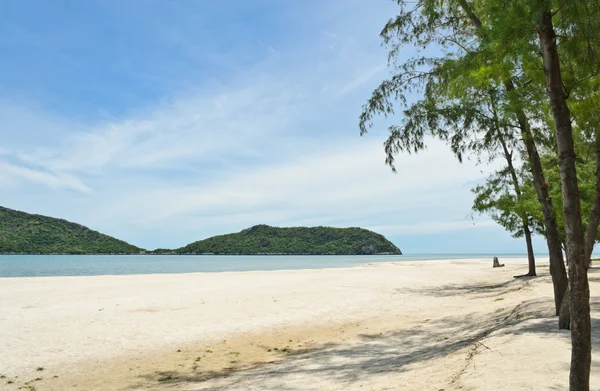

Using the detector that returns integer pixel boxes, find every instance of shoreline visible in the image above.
[0,254,537,279]
[0,253,536,259]
[3,257,597,390]
[0,258,478,280]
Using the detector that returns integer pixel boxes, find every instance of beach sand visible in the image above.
[1,258,599,390]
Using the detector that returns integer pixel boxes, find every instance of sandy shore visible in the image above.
[1,257,599,390]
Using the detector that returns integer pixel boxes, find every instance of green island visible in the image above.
[0,207,142,254]
[0,207,401,255]
[157,224,401,255]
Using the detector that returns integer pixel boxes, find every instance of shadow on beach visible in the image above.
[129,269,600,391]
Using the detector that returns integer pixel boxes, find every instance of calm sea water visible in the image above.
[0,254,533,278]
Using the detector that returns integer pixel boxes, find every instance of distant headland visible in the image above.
[0,207,401,255]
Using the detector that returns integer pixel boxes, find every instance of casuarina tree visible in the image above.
[360,1,600,389]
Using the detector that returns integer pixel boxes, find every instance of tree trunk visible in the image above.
[584,130,600,267]
[506,79,567,314]
[538,6,591,390]
[458,0,567,318]
[521,120,568,316]
[492,96,536,276]
[523,225,537,276]
[496,124,536,276]
[559,285,571,329]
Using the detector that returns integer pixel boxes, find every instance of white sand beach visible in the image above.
[1,258,599,390]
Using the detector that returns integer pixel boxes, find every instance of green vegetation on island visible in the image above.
[0,207,401,255]
[0,207,142,254]
[166,225,401,255]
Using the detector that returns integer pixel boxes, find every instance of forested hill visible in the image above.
[0,207,143,254]
[0,208,401,255]
[171,225,402,255]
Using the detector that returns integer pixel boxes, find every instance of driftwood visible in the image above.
[493,256,505,268]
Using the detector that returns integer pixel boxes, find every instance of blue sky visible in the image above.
[0,0,549,253]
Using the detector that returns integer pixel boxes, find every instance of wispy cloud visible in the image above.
[72,136,501,248]
[0,162,91,192]
[366,220,498,236]
[12,81,302,177]
[320,30,340,40]
[338,65,386,95]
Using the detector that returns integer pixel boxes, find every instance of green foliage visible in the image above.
[471,164,543,239]
[472,143,600,245]
[472,171,524,238]
[360,1,532,171]
[540,146,600,243]
[361,0,600,250]
[169,225,401,255]
[0,207,143,254]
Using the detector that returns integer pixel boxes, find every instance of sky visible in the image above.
[0,0,550,254]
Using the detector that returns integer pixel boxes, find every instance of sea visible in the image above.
[0,253,534,278]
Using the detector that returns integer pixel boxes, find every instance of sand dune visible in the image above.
[1,258,598,390]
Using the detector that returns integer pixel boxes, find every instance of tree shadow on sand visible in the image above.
[397,275,539,299]
[129,275,599,391]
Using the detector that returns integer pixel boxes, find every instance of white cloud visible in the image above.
[366,220,498,236]
[0,162,91,192]
[15,83,299,175]
[75,136,501,247]
[0,88,501,247]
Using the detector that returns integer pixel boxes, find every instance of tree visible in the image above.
[475,0,599,386]
[360,0,600,388]
[472,163,540,276]
[456,0,571,319]
[536,2,592,387]
[542,143,600,250]
[359,0,568,317]
[472,135,600,277]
